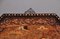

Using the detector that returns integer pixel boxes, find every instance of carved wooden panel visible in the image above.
[0,8,60,39]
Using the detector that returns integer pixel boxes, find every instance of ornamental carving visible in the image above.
[0,8,60,39]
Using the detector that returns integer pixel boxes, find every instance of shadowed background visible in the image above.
[0,0,60,16]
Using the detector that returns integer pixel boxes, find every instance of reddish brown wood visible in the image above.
[0,8,60,39]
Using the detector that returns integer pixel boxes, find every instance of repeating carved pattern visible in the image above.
[0,17,57,27]
[0,8,60,39]
[0,17,60,39]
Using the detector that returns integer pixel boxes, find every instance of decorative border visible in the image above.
[0,13,59,20]
[0,8,60,21]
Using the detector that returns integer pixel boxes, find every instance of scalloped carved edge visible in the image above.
[0,13,60,25]
[0,13,59,20]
